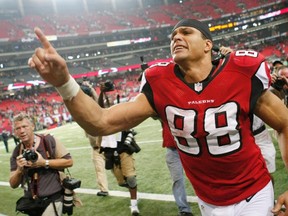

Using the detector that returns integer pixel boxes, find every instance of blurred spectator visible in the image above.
[1,129,9,153]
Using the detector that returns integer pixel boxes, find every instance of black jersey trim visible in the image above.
[174,54,230,94]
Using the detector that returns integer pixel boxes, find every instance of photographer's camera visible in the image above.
[80,85,93,97]
[124,130,141,154]
[102,80,115,92]
[271,78,286,91]
[22,149,38,163]
[62,177,81,215]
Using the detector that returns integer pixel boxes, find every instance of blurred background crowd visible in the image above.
[0,0,287,143]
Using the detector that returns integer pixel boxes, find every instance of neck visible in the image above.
[177,57,213,83]
[23,142,33,149]
[23,134,36,149]
[180,64,213,83]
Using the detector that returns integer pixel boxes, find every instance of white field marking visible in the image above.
[75,187,198,203]
[0,181,198,203]
[136,124,161,129]
[66,139,163,151]
[0,139,163,153]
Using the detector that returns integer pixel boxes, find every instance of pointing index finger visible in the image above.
[34,27,51,50]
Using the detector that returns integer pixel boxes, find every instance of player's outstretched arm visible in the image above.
[64,90,154,136]
[28,27,155,136]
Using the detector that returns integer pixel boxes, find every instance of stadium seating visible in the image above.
[0,0,282,41]
[0,0,287,127]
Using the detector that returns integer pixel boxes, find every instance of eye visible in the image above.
[182,29,192,35]
[15,127,21,131]
[170,33,176,41]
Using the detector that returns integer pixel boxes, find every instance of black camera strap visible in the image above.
[30,134,55,199]
[31,135,48,199]
[18,135,38,197]
[42,135,52,160]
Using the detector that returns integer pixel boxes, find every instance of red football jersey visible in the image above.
[140,51,272,206]
[161,121,177,148]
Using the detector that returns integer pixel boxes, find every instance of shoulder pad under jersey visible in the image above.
[231,50,265,68]
[145,61,175,78]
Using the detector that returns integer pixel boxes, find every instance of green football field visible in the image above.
[0,118,287,216]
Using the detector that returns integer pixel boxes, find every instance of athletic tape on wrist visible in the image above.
[56,75,80,101]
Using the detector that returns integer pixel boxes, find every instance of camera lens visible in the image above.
[29,152,38,162]
[23,150,38,163]
[124,133,134,145]
[63,188,74,215]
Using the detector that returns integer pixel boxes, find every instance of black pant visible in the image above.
[3,140,8,153]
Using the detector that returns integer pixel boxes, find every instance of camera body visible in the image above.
[123,130,141,154]
[102,80,115,92]
[271,78,286,91]
[80,85,93,97]
[22,149,38,163]
[212,45,225,65]
[62,177,81,190]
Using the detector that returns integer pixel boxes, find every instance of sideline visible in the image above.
[0,181,198,203]
[0,140,163,152]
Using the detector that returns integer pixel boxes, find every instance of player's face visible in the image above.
[170,27,207,64]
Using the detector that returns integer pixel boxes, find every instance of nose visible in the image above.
[172,32,182,42]
[18,127,26,134]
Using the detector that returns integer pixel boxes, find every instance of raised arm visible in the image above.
[65,90,154,135]
[28,27,155,135]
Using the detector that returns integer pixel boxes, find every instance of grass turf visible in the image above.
[0,118,287,215]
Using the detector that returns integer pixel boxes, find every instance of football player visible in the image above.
[29,19,288,215]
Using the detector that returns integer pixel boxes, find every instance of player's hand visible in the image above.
[28,27,70,87]
[272,191,288,216]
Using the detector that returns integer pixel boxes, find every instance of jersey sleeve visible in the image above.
[139,70,157,113]
[232,51,271,89]
[230,51,271,112]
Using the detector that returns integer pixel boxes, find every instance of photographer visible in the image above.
[80,81,109,197]
[270,64,288,106]
[98,82,140,216]
[9,113,73,216]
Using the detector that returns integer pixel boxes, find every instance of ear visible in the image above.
[204,40,213,53]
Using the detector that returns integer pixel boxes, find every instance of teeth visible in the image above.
[175,46,183,51]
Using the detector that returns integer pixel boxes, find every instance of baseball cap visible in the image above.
[172,19,212,41]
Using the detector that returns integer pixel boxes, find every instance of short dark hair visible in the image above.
[272,60,283,67]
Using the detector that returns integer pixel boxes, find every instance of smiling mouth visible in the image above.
[20,135,28,139]
[173,46,186,52]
